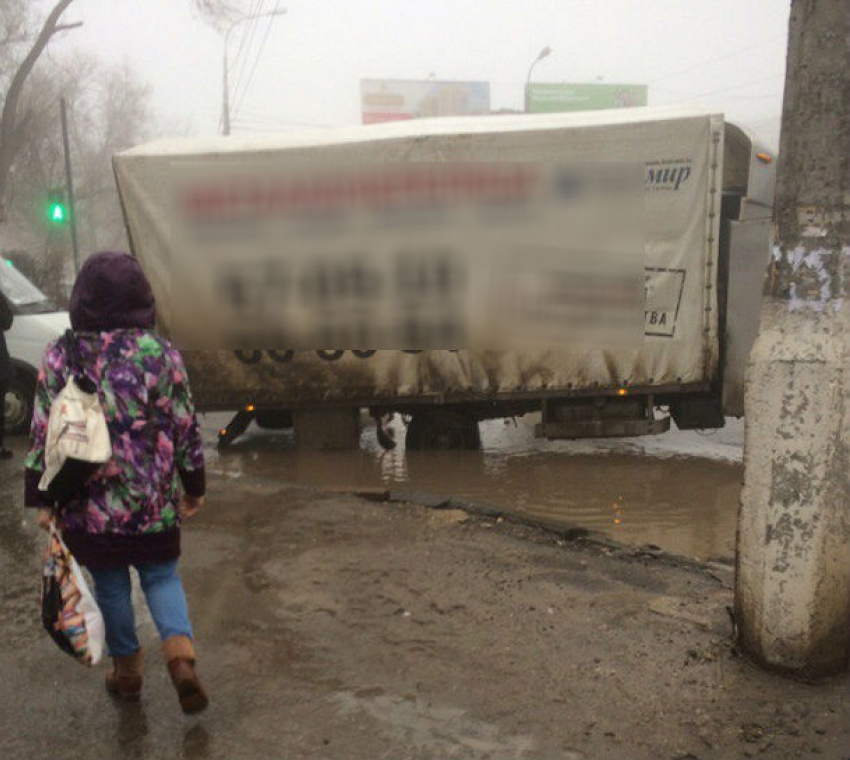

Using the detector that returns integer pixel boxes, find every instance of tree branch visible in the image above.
[0,33,30,47]
[0,0,76,221]
[54,21,84,33]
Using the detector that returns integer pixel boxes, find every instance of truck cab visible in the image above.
[718,123,777,417]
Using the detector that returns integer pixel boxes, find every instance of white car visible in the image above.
[1,259,69,435]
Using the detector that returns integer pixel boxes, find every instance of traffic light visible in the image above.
[46,187,68,225]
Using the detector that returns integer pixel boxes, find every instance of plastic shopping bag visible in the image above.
[41,523,105,666]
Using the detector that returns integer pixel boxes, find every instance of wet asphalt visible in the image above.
[1,436,848,759]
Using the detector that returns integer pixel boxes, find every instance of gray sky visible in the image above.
[56,0,789,148]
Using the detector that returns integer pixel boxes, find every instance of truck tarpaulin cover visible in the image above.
[113,106,722,410]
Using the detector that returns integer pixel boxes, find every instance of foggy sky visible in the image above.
[54,0,789,148]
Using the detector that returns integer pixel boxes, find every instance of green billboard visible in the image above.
[528,83,648,113]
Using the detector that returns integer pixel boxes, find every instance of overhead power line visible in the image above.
[233,7,280,116]
[229,0,263,110]
[678,73,784,100]
[227,0,258,87]
[648,33,786,84]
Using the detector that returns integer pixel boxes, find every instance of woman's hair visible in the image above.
[69,251,156,332]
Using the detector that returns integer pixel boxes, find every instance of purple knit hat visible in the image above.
[69,252,156,331]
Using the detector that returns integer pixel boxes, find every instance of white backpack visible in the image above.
[39,331,112,502]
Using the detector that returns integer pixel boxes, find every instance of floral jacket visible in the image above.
[25,330,204,537]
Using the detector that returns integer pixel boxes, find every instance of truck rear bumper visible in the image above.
[535,416,670,440]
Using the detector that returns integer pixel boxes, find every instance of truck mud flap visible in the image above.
[669,397,726,430]
[217,409,255,449]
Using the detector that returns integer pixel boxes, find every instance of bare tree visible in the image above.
[0,0,79,224]
[2,52,153,302]
[0,0,30,50]
[0,0,229,299]
[191,0,243,30]
[72,61,153,251]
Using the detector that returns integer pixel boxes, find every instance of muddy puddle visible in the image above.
[203,414,744,562]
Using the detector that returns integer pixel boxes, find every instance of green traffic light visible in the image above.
[47,194,68,224]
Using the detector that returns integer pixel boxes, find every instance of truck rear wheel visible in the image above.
[405,410,481,450]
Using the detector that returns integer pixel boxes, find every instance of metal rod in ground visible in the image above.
[59,97,79,275]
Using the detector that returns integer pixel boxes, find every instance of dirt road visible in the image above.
[0,458,847,759]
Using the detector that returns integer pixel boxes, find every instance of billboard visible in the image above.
[528,83,648,113]
[361,79,491,124]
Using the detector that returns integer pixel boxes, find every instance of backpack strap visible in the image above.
[63,329,96,393]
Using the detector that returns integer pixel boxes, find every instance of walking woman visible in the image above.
[24,251,208,714]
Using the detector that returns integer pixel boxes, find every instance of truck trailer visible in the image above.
[113,105,775,450]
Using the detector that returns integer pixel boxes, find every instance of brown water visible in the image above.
[203,414,743,562]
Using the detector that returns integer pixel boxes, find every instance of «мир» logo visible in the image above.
[645,159,692,191]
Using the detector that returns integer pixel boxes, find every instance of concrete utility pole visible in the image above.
[735,0,849,678]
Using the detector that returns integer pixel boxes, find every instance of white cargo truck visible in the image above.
[113,106,775,449]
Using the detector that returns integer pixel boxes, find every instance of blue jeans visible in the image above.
[90,561,194,658]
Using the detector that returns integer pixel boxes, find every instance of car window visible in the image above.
[0,259,50,308]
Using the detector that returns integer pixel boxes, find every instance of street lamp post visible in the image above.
[524,45,551,113]
[222,8,286,136]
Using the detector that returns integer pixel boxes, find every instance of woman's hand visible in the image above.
[36,508,55,531]
[180,494,205,519]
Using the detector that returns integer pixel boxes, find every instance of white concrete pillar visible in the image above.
[734,0,849,677]
[736,300,849,676]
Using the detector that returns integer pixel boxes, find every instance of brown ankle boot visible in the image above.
[105,649,144,701]
[163,635,208,715]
